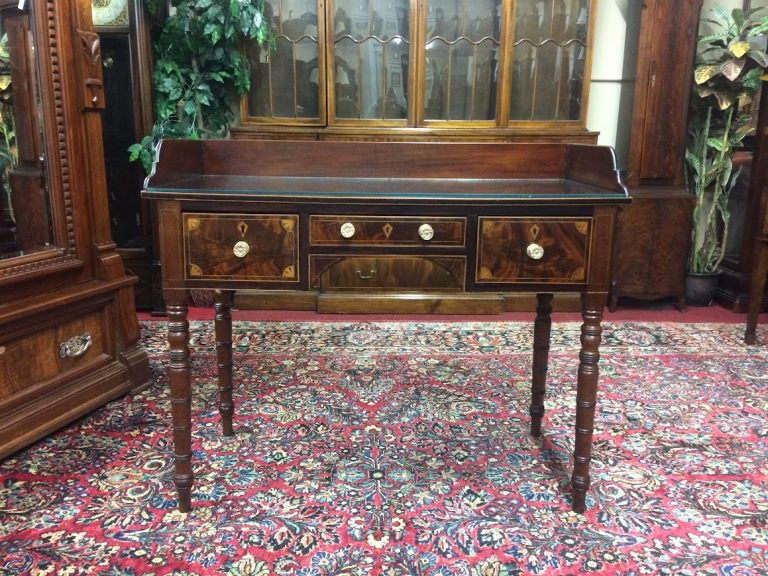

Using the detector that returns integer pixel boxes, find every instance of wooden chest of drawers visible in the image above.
[143,139,630,515]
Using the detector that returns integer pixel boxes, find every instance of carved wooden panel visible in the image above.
[183,213,299,282]
[310,255,466,291]
[310,216,466,246]
[476,218,590,283]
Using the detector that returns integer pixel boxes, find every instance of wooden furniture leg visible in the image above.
[745,238,768,344]
[214,290,235,435]
[571,295,603,513]
[165,290,193,512]
[530,293,553,436]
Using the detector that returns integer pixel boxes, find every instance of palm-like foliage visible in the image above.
[686,5,768,274]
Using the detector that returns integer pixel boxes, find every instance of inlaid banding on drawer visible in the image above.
[183,213,299,282]
[310,216,466,246]
[476,217,591,284]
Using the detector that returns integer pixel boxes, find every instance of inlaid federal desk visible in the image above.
[142,139,630,513]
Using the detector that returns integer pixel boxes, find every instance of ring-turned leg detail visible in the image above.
[571,300,603,513]
[166,292,193,512]
[530,293,553,437]
[214,290,235,436]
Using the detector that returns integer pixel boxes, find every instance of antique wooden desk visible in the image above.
[142,140,630,513]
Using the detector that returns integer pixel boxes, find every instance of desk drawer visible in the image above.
[310,216,466,247]
[310,255,465,290]
[183,213,299,282]
[476,218,590,284]
[0,309,109,401]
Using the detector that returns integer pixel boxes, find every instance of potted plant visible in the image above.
[129,0,274,173]
[685,4,768,305]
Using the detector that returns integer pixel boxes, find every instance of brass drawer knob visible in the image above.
[59,333,92,359]
[340,222,356,238]
[233,241,250,258]
[418,223,434,241]
[526,242,545,260]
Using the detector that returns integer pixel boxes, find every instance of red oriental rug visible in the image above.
[1,319,767,575]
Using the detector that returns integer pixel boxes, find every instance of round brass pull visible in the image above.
[233,241,250,258]
[340,222,356,238]
[526,242,544,260]
[418,223,434,241]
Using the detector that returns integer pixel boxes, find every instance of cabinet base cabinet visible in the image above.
[0,284,149,460]
[610,188,694,311]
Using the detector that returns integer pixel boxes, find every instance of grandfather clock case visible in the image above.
[92,0,161,312]
[0,0,149,458]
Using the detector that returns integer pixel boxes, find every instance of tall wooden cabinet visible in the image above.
[0,0,149,459]
[93,0,161,312]
[610,0,701,310]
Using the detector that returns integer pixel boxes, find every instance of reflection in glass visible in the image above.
[332,0,410,120]
[424,0,501,121]
[0,5,51,260]
[510,0,589,121]
[246,0,320,119]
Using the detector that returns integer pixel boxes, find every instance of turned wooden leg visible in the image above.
[530,293,553,437]
[571,296,603,513]
[745,238,768,345]
[165,290,193,512]
[214,290,235,436]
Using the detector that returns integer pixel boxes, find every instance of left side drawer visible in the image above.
[0,310,109,400]
[183,213,299,282]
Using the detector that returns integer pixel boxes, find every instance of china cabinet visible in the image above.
[0,0,149,459]
[234,0,598,143]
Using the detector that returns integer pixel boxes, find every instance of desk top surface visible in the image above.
[142,139,630,205]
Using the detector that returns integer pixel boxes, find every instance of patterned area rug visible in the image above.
[1,320,767,575]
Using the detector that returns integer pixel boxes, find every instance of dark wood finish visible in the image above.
[720,86,768,311]
[0,0,149,460]
[611,0,701,309]
[96,0,161,312]
[626,0,701,186]
[610,189,694,311]
[745,87,768,343]
[143,139,629,514]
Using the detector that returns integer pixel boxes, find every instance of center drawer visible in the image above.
[310,255,466,291]
[310,216,466,247]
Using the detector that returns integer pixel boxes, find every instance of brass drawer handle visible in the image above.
[418,223,434,241]
[526,243,544,260]
[340,222,356,238]
[233,241,250,258]
[59,333,92,359]
[354,268,376,280]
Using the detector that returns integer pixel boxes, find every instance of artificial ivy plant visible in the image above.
[129,0,273,173]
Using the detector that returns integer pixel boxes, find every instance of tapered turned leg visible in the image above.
[745,238,768,345]
[571,296,603,513]
[214,290,235,436]
[530,293,553,436]
[165,291,193,512]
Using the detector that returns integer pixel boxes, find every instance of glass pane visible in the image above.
[510,0,590,121]
[332,0,410,121]
[424,0,501,121]
[0,6,51,260]
[246,0,320,119]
